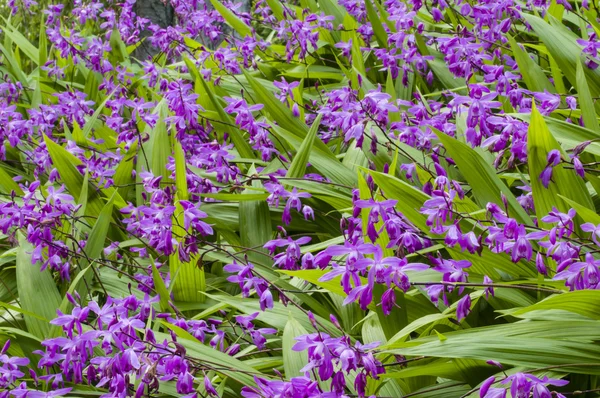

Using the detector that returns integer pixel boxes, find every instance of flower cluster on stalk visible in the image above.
[4,0,600,396]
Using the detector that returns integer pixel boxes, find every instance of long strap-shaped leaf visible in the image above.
[507,34,555,93]
[575,58,600,133]
[156,326,260,386]
[365,0,388,48]
[198,77,255,159]
[286,113,323,179]
[434,129,532,224]
[527,104,594,228]
[64,192,118,309]
[523,13,600,97]
[208,0,252,37]
[242,70,309,139]
[385,321,600,375]
[43,135,127,214]
[282,314,309,377]
[16,232,62,340]
[272,124,357,186]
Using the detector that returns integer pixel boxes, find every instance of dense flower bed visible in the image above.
[2,0,600,397]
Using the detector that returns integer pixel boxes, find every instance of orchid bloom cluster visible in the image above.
[241,313,384,398]
[4,0,600,396]
[1,293,282,398]
[481,373,569,398]
[291,330,384,397]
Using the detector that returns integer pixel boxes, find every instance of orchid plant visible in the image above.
[1,0,600,397]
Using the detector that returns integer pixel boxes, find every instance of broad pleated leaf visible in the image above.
[435,130,531,224]
[575,58,600,132]
[527,104,594,227]
[16,233,61,339]
[282,313,309,377]
[286,113,323,179]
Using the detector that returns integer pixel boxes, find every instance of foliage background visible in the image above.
[1,0,600,397]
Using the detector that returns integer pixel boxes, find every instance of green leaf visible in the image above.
[170,200,206,303]
[16,232,61,339]
[265,0,286,20]
[84,192,116,260]
[281,65,345,81]
[318,0,347,27]
[243,71,309,139]
[279,269,354,302]
[239,172,273,266]
[38,16,47,68]
[0,269,17,303]
[383,313,454,347]
[559,195,600,224]
[368,170,430,232]
[282,313,309,377]
[208,0,252,37]
[198,77,254,159]
[0,43,27,84]
[151,114,172,181]
[204,192,268,201]
[349,26,366,78]
[449,247,537,279]
[81,88,117,138]
[522,13,600,96]
[169,252,206,303]
[527,104,594,227]
[0,301,48,322]
[152,262,172,313]
[361,312,388,344]
[385,321,600,375]
[174,140,189,201]
[157,326,260,386]
[286,113,323,179]
[507,34,555,93]
[383,359,462,381]
[113,143,136,200]
[83,69,100,103]
[239,189,273,252]
[0,22,39,65]
[404,382,470,398]
[503,290,600,320]
[108,27,128,64]
[0,166,22,195]
[576,58,599,132]
[434,330,447,341]
[75,172,90,225]
[365,0,388,48]
[31,79,42,109]
[272,125,356,186]
[512,113,600,156]
[434,129,532,224]
[201,293,342,337]
[43,134,126,216]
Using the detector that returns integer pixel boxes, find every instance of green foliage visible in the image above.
[5,0,600,397]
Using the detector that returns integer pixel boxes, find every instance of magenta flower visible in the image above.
[555,252,600,290]
[539,150,562,188]
[582,222,600,244]
[541,208,576,235]
[456,294,472,322]
[334,39,353,60]
[179,200,213,235]
[344,282,374,310]
[501,373,568,398]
